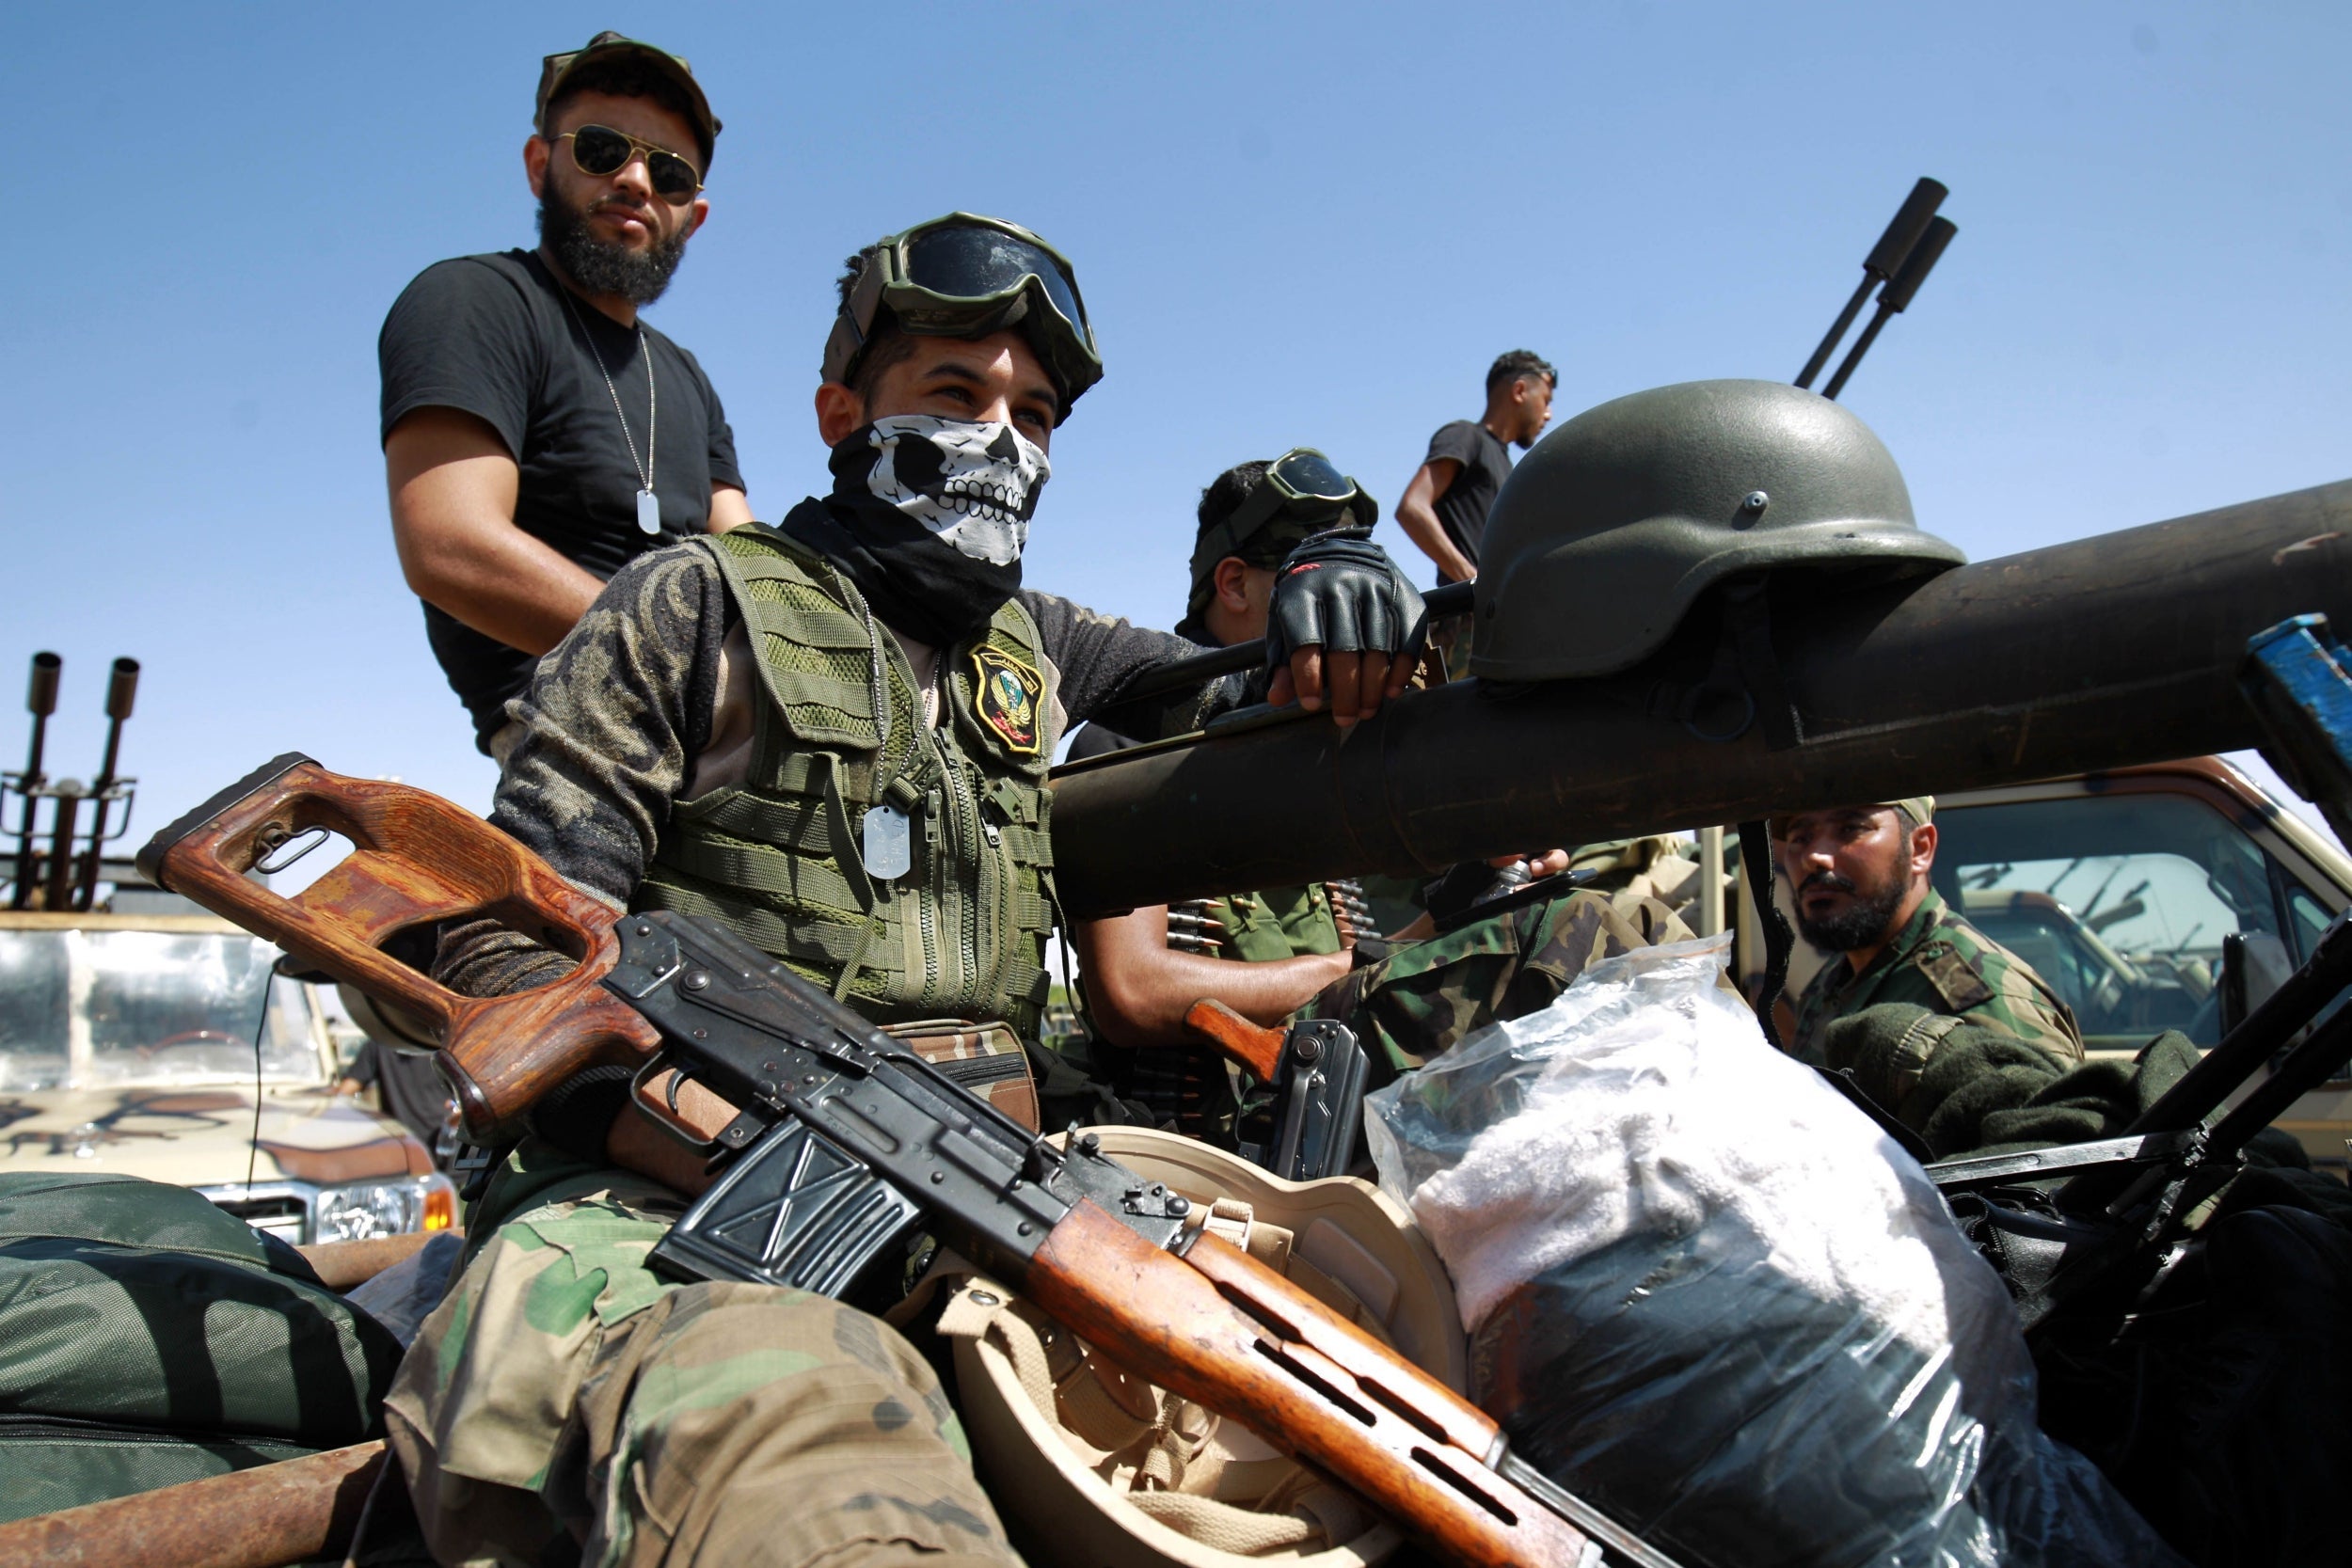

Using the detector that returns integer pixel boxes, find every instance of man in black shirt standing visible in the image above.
[1394,349,1555,677]
[379,32,751,758]
[1395,349,1556,585]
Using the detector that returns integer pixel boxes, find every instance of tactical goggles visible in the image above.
[554,125,704,202]
[1201,449,1376,565]
[824,213,1103,419]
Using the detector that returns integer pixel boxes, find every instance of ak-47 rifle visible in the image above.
[137,755,1678,1568]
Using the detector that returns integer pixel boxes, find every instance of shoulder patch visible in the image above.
[971,645,1044,755]
[1915,941,1995,1011]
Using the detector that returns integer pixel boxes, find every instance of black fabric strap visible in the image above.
[1740,818,1795,1053]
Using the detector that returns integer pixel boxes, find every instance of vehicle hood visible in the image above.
[0,1084,431,1188]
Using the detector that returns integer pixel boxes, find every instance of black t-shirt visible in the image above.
[379,248,744,752]
[1423,419,1515,581]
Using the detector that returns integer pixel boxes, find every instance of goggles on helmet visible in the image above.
[823,213,1103,420]
[1199,448,1376,569]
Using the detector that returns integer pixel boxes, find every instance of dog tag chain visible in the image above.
[559,288,662,535]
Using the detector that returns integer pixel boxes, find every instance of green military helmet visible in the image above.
[1469,379,1964,680]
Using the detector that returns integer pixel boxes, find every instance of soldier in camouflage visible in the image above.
[1068,457,1693,1101]
[1065,457,1373,1088]
[1773,797,2084,1067]
[381,219,1433,1566]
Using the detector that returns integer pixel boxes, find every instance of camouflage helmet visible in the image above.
[1469,380,1963,680]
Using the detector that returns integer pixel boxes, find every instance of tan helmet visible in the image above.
[935,1128,1465,1568]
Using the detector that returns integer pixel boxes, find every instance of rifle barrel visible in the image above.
[1821,217,1958,399]
[42,782,82,912]
[72,657,141,911]
[1795,276,1877,390]
[9,652,59,911]
[1794,178,1947,388]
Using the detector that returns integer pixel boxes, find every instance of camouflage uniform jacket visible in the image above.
[1204,883,1345,962]
[1788,888,2084,1067]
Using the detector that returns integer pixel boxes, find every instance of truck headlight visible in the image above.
[314,1174,457,1241]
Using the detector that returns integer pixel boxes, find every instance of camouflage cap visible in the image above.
[1767,797,1935,840]
[534,32,721,166]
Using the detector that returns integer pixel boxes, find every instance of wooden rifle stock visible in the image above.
[1026,1203,1594,1567]
[136,753,660,1139]
[1183,996,1287,1081]
[144,759,1642,1566]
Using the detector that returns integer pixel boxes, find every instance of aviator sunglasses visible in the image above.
[552,124,704,202]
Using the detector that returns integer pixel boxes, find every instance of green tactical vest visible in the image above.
[1197,885,1344,962]
[637,523,1060,1040]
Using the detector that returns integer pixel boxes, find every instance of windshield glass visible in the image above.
[0,927,321,1091]
[1933,793,2304,1049]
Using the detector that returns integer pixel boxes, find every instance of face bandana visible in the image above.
[788,416,1052,646]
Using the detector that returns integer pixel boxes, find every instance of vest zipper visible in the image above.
[939,747,987,1010]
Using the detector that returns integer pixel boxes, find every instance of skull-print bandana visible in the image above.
[863,415,1049,564]
[789,417,1053,647]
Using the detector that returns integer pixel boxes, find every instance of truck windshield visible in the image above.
[1932,793,2313,1050]
[0,927,319,1090]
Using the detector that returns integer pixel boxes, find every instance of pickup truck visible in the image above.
[0,860,455,1243]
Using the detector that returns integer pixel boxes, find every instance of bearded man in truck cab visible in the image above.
[1772,797,2084,1068]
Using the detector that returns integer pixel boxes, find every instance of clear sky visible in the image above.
[5,2,2346,855]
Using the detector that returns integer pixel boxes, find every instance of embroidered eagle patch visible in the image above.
[970,646,1044,755]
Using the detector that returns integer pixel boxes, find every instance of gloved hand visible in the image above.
[1263,528,1427,727]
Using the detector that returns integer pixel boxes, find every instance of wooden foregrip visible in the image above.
[140,755,660,1139]
[1182,997,1287,1082]
[1025,1201,1591,1568]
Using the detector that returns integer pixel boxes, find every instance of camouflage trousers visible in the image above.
[1303,886,1700,1082]
[379,1144,1018,1568]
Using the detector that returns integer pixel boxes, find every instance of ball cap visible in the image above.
[534,31,721,166]
[1768,797,1936,841]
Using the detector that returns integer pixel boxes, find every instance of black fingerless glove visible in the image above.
[1263,527,1428,673]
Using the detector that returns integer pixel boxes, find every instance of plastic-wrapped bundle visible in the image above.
[1364,935,2181,1568]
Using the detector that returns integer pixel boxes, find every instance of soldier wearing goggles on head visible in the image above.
[379,212,1432,1566]
[1059,454,1697,1151]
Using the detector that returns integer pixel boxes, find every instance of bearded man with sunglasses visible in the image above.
[372,214,1430,1567]
[380,33,753,762]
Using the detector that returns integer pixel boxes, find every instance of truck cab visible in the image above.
[1737,756,2352,1173]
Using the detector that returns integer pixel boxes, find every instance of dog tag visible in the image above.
[637,488,661,535]
[862,804,912,881]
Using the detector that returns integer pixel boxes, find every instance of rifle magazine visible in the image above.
[652,1117,923,1297]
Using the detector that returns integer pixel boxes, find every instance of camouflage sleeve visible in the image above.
[434,546,729,998]
[1020,589,1241,739]
[1903,923,2088,1065]
[1972,950,2087,1062]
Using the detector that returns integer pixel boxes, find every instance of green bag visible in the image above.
[0,1172,404,1523]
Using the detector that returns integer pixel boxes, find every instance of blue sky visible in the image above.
[4,2,2346,852]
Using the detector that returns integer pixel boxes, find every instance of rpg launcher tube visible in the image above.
[1051,479,2352,915]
